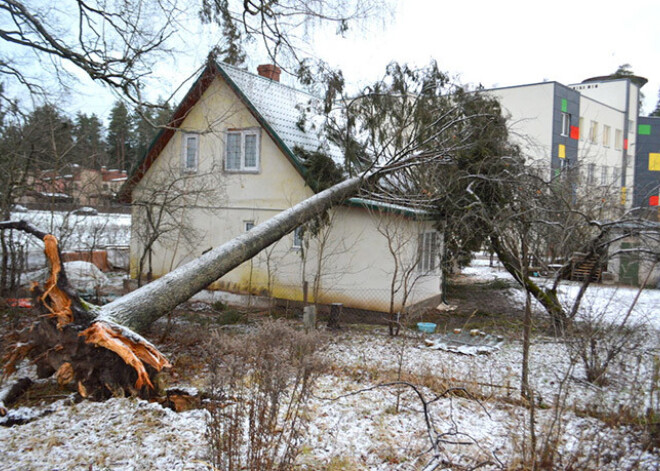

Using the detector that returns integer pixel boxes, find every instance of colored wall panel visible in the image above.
[621,187,627,205]
[650,153,660,171]
[633,117,660,207]
[558,144,566,159]
[561,98,568,112]
[570,126,579,139]
[650,195,659,206]
[624,138,628,150]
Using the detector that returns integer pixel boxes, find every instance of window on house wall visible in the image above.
[292,227,303,249]
[602,125,610,147]
[225,129,260,172]
[418,231,439,273]
[245,221,255,231]
[182,134,199,172]
[561,113,571,137]
[612,167,620,185]
[615,129,623,150]
[589,121,598,143]
[628,120,634,133]
[600,166,608,185]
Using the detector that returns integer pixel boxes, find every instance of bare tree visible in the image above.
[0,0,181,106]
[131,159,224,286]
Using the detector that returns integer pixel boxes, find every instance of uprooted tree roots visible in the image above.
[1,221,170,405]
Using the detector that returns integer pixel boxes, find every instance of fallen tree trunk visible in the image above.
[99,175,365,332]
[2,175,367,400]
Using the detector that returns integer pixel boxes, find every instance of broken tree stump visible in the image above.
[0,220,170,401]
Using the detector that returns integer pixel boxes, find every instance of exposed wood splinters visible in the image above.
[38,235,73,329]
[80,321,171,390]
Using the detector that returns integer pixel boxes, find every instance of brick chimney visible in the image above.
[257,64,281,82]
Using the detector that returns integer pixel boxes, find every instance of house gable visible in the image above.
[129,64,316,209]
[120,60,322,202]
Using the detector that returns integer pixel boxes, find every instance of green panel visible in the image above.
[561,99,568,113]
[638,124,651,135]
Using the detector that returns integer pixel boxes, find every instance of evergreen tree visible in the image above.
[650,88,660,117]
[72,112,106,168]
[200,0,247,67]
[23,104,75,170]
[131,100,173,171]
[106,101,133,171]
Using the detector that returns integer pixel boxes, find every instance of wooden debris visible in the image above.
[80,321,171,390]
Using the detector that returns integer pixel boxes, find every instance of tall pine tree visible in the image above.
[106,101,133,171]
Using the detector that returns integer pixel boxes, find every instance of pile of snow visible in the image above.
[22,261,109,293]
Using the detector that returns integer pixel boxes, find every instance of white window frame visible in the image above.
[560,112,571,137]
[418,231,439,273]
[589,121,598,143]
[614,129,623,150]
[602,125,610,148]
[292,227,303,249]
[182,133,199,172]
[224,128,261,173]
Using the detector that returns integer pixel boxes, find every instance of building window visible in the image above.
[245,221,255,231]
[602,125,610,148]
[589,121,598,143]
[225,129,260,172]
[612,167,620,185]
[587,163,596,185]
[614,129,623,150]
[182,134,199,172]
[600,166,608,185]
[561,112,571,137]
[418,231,439,272]
[292,227,304,249]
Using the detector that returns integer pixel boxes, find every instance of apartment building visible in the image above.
[487,74,651,210]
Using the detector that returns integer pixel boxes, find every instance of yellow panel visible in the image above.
[650,153,660,171]
[620,187,627,205]
[558,144,566,159]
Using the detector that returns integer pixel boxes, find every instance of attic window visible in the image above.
[182,134,199,172]
[225,129,260,172]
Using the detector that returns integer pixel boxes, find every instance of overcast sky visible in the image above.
[66,0,660,119]
[313,0,660,113]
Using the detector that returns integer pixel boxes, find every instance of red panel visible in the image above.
[650,195,659,206]
[570,126,579,139]
[624,138,628,150]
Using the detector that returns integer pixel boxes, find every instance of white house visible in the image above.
[121,60,443,314]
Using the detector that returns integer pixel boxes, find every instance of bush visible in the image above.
[205,320,326,470]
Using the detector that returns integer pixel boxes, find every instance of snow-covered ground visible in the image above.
[1,258,659,470]
[465,256,660,331]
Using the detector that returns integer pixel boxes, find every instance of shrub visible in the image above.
[205,320,326,470]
